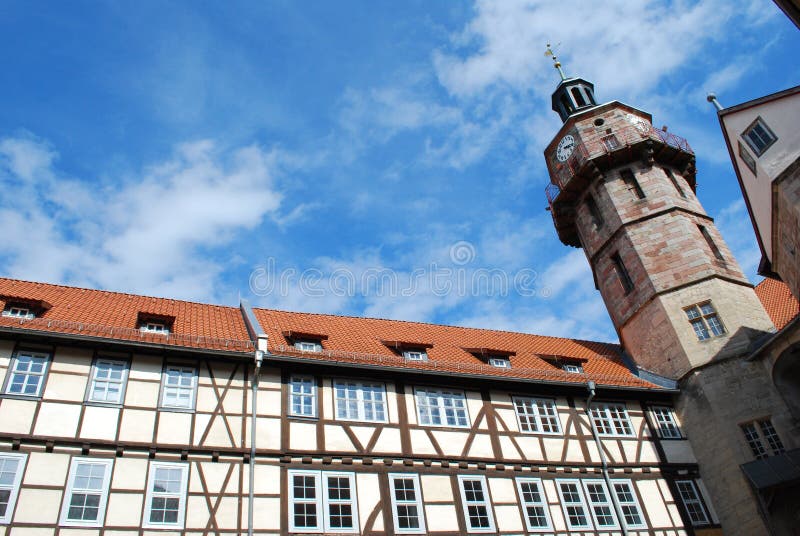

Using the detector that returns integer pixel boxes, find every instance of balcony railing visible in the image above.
[545,124,693,201]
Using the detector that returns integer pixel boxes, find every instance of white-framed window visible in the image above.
[589,403,634,436]
[742,116,777,156]
[59,457,113,527]
[651,406,681,439]
[488,357,511,368]
[675,480,710,526]
[2,350,50,397]
[685,302,725,341]
[87,358,128,404]
[741,419,785,459]
[0,453,27,524]
[333,381,387,422]
[556,479,592,530]
[583,480,619,529]
[612,480,646,529]
[288,470,358,533]
[388,473,426,534]
[143,461,189,528]
[289,376,317,417]
[1,306,34,319]
[415,388,469,428]
[563,363,583,374]
[402,350,427,361]
[513,397,561,434]
[140,322,169,335]
[294,340,322,352]
[159,365,197,410]
[457,475,495,533]
[515,477,552,532]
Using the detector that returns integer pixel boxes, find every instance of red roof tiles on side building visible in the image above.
[754,277,800,331]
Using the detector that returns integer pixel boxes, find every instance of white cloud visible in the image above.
[0,136,285,300]
[433,0,735,100]
[0,135,56,182]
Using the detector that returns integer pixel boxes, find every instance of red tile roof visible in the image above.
[0,277,658,390]
[755,277,800,330]
[253,308,655,388]
[0,278,253,352]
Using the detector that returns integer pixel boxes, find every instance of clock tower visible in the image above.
[543,74,774,379]
[542,56,786,535]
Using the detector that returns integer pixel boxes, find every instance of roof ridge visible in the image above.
[0,276,239,311]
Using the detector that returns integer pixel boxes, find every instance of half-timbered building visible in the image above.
[6,276,793,535]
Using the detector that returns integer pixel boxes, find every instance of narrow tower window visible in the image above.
[620,169,645,199]
[698,225,724,261]
[571,87,587,107]
[585,195,604,228]
[665,169,687,198]
[611,253,634,295]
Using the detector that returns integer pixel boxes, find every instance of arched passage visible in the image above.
[772,342,800,419]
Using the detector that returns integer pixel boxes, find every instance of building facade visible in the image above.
[0,277,727,535]
[714,85,800,302]
[544,75,800,535]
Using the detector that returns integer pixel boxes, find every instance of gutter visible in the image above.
[263,352,678,395]
[240,299,268,536]
[585,380,629,535]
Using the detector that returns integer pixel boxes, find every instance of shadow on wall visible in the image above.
[773,341,800,420]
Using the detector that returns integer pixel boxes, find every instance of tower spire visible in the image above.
[545,43,567,81]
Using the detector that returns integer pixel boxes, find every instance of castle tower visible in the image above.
[543,69,775,379]
[541,54,792,535]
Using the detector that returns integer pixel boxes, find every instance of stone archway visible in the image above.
[773,342,800,420]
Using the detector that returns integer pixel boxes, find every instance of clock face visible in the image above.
[556,134,575,162]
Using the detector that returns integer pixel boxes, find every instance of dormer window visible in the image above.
[563,363,583,374]
[283,330,328,353]
[137,313,174,336]
[294,340,322,352]
[488,357,511,369]
[464,347,515,370]
[140,322,169,335]
[403,350,428,361]
[381,340,433,362]
[2,305,35,319]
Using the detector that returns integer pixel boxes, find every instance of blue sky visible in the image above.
[1,0,798,342]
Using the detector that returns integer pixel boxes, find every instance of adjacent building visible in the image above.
[713,85,800,302]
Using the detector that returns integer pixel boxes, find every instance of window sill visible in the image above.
[517,430,563,437]
[0,393,42,401]
[335,417,389,425]
[288,414,318,422]
[417,424,470,430]
[158,406,196,414]
[84,400,124,409]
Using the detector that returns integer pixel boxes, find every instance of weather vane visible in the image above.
[544,42,566,81]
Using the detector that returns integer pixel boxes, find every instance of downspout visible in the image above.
[240,299,268,536]
[585,380,629,536]
[249,335,266,536]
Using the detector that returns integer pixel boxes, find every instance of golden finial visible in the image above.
[544,42,567,81]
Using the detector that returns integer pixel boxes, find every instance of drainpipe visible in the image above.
[585,381,629,536]
[248,335,267,536]
[240,299,268,536]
